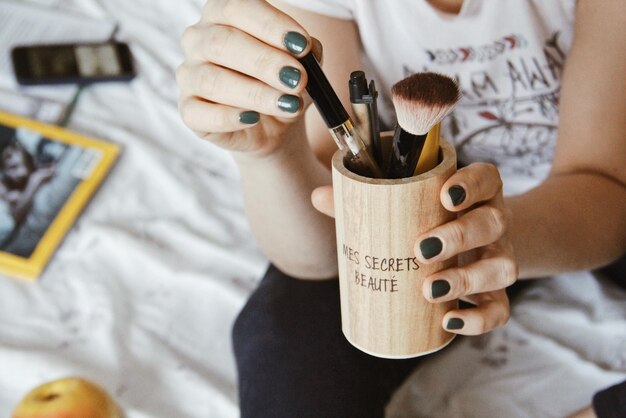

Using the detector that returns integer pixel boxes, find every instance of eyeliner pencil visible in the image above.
[349,71,373,151]
[349,71,382,166]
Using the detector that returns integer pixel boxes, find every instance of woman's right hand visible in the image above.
[177,0,317,157]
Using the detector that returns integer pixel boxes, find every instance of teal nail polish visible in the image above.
[284,31,308,55]
[448,185,466,206]
[239,111,260,124]
[446,318,464,330]
[279,66,301,89]
[431,280,450,298]
[420,237,442,260]
[277,95,300,113]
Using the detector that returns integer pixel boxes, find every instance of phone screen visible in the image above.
[13,42,135,85]
[25,44,122,79]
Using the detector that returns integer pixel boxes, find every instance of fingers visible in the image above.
[178,0,317,142]
[177,62,303,118]
[311,185,335,218]
[422,248,518,303]
[440,163,503,211]
[201,0,313,57]
[182,24,308,95]
[415,161,515,336]
[415,204,508,263]
[441,290,510,336]
[417,164,509,265]
[178,97,260,133]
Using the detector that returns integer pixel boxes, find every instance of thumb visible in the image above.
[311,184,335,218]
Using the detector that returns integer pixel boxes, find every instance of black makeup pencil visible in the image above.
[385,72,460,179]
[349,71,373,150]
[299,53,383,178]
[349,71,382,165]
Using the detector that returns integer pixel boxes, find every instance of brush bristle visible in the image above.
[391,72,461,135]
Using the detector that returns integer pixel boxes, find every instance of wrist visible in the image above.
[232,121,311,170]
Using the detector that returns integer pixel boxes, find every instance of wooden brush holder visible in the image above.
[331,135,458,358]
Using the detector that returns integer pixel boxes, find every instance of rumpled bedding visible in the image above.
[387,271,626,418]
[1,0,266,416]
[0,1,624,417]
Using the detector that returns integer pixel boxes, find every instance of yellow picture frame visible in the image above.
[0,111,120,280]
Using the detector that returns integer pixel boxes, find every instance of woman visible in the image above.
[176,0,625,416]
[0,143,56,246]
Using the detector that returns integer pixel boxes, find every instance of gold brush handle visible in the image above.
[414,122,441,175]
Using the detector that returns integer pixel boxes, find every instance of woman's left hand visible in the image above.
[414,162,518,335]
[311,162,518,336]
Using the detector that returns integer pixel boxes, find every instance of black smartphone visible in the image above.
[11,41,136,86]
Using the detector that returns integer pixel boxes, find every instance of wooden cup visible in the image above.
[331,137,458,358]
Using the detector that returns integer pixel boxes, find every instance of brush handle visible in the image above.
[299,52,348,127]
[367,80,382,166]
[385,125,427,179]
[414,122,441,175]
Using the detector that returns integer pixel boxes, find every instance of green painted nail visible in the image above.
[239,111,260,124]
[279,66,301,89]
[447,318,464,330]
[284,31,308,55]
[448,185,466,206]
[431,280,450,298]
[420,237,442,260]
[277,95,300,113]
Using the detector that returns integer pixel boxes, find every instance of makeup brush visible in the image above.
[299,53,383,178]
[385,72,460,179]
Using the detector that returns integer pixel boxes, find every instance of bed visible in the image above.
[0,0,624,417]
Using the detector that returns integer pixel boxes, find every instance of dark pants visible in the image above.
[232,261,626,418]
[231,264,422,418]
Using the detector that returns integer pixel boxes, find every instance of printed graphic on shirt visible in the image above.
[426,33,529,65]
[404,32,566,180]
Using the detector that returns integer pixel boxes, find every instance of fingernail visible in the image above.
[239,111,260,124]
[279,66,301,89]
[277,94,300,113]
[431,280,450,298]
[420,237,442,260]
[446,318,464,330]
[284,31,308,55]
[448,185,466,206]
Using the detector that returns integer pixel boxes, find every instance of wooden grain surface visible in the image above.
[332,139,458,358]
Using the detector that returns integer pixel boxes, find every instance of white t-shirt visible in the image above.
[282,0,577,195]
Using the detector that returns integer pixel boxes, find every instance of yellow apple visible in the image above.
[12,376,122,418]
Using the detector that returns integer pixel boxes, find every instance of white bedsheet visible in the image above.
[0,1,624,417]
[387,272,626,418]
[1,0,267,416]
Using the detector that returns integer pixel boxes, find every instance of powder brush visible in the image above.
[385,72,460,179]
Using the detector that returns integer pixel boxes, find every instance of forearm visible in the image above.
[234,122,337,279]
[507,172,626,279]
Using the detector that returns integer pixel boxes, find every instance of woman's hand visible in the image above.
[415,163,517,335]
[311,162,518,335]
[177,0,318,156]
